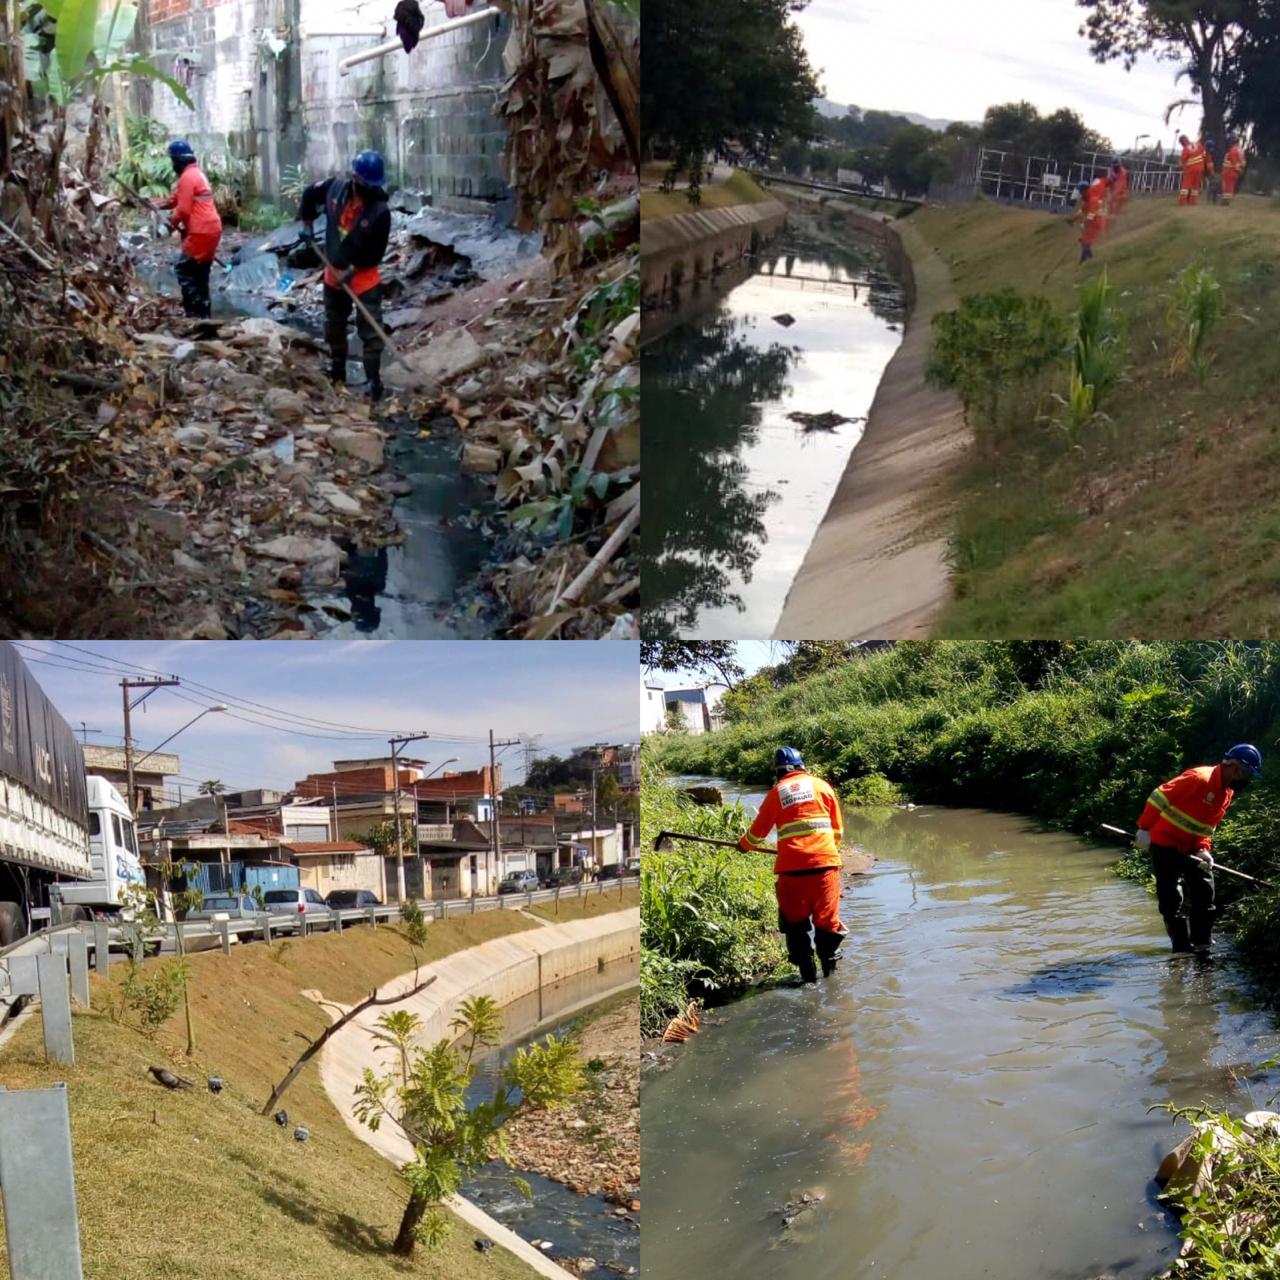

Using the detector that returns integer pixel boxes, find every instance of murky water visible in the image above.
[461,957,640,1279]
[641,233,904,638]
[644,796,1280,1280]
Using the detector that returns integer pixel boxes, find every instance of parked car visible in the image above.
[545,866,585,889]
[498,870,540,895]
[263,887,331,930]
[186,894,260,923]
[597,863,623,881]
[625,857,641,875]
[325,889,383,910]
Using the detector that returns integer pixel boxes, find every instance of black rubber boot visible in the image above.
[781,912,818,984]
[364,361,384,403]
[796,953,818,984]
[328,360,346,386]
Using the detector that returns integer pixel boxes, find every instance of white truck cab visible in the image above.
[56,776,147,915]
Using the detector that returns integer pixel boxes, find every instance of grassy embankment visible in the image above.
[0,897,632,1280]
[639,166,775,221]
[527,885,639,923]
[908,194,1280,636]
[650,641,1280,1277]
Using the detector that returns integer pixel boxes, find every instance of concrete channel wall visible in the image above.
[775,194,968,639]
[640,198,787,307]
[319,907,640,1280]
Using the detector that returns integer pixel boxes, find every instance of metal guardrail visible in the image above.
[0,876,640,1013]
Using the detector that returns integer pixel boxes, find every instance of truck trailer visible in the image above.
[0,642,146,946]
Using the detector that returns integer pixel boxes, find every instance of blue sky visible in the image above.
[647,642,778,690]
[800,0,1194,153]
[15,642,640,803]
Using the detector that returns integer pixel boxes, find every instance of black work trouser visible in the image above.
[175,254,213,318]
[1151,843,1216,949]
[323,283,384,383]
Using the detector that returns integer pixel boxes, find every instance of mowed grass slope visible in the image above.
[527,884,638,922]
[0,900,631,1280]
[911,193,1280,636]
[639,168,775,220]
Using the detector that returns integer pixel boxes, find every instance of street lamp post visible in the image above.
[389,732,431,905]
[130,704,228,813]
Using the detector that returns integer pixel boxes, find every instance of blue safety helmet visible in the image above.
[167,139,196,163]
[1225,743,1263,777]
[775,747,805,773]
[352,149,385,186]
[1076,180,1090,193]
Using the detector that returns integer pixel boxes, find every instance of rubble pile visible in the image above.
[0,193,399,637]
[498,997,640,1200]
[400,247,640,639]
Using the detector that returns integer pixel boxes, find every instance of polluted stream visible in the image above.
[644,787,1280,1280]
[125,208,540,636]
[641,220,905,638]
[460,955,640,1279]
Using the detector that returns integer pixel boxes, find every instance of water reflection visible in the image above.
[643,800,1280,1280]
[641,237,904,638]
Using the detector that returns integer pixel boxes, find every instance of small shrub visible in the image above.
[840,772,904,807]
[115,958,190,1037]
[1055,268,1125,436]
[927,287,1068,431]
[1167,263,1225,381]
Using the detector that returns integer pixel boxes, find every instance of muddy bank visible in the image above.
[775,191,967,640]
[500,993,640,1203]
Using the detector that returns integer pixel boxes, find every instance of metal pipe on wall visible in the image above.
[338,6,495,76]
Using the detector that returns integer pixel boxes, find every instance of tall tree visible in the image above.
[1077,0,1249,158]
[642,0,819,197]
[641,641,744,688]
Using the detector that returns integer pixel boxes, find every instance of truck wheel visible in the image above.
[0,902,27,948]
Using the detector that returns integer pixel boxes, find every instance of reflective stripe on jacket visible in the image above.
[1224,145,1246,173]
[739,769,843,873]
[1137,764,1233,855]
[161,164,222,245]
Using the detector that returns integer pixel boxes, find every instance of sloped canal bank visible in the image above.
[640,202,904,638]
[641,801,1280,1280]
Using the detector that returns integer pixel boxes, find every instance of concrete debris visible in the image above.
[385,326,489,390]
[140,507,188,543]
[314,481,361,515]
[264,388,308,424]
[250,535,343,567]
[327,427,385,469]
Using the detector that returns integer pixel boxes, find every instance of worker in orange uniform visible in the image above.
[738,747,847,984]
[150,139,223,318]
[1177,134,1211,205]
[1136,744,1262,954]
[299,150,392,401]
[1107,159,1129,219]
[1072,174,1110,262]
[1222,137,1246,204]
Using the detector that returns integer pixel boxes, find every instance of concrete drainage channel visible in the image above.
[319,909,641,1280]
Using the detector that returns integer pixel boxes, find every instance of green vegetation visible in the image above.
[1060,268,1126,435]
[1167,263,1226,380]
[640,768,785,1035]
[906,196,1280,636]
[926,287,1068,433]
[0,912,545,1280]
[238,202,293,232]
[640,168,775,220]
[641,0,817,200]
[1151,1102,1280,1280]
[354,994,584,1256]
[653,642,1280,984]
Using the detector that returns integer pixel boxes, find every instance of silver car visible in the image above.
[263,887,331,931]
[186,893,260,922]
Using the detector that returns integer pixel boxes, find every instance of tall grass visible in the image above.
[1167,263,1226,380]
[1058,269,1126,435]
[653,642,1280,995]
[640,767,786,1036]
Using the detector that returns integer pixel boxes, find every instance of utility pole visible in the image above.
[488,730,519,895]
[590,765,598,874]
[120,676,180,816]
[331,782,338,841]
[388,732,430,905]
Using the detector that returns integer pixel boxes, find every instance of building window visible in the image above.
[334,855,355,871]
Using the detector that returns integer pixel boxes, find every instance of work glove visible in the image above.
[1136,830,1151,850]
[1192,849,1214,869]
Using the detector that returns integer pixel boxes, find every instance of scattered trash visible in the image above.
[772,312,796,326]
[786,410,863,431]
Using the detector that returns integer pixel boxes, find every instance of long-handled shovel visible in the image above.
[653,830,772,854]
[1099,823,1274,889]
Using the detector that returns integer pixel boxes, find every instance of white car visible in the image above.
[263,887,331,931]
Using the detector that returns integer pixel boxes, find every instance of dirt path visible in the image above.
[774,192,966,639]
[500,994,640,1204]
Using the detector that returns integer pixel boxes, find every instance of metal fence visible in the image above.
[974,146,1181,210]
[0,877,640,1018]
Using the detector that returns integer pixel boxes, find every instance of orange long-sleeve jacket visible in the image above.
[1224,144,1246,174]
[155,163,222,262]
[1137,764,1234,855]
[739,769,843,873]
[1181,141,1211,178]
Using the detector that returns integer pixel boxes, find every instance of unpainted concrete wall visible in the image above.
[640,199,788,308]
[137,0,510,211]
